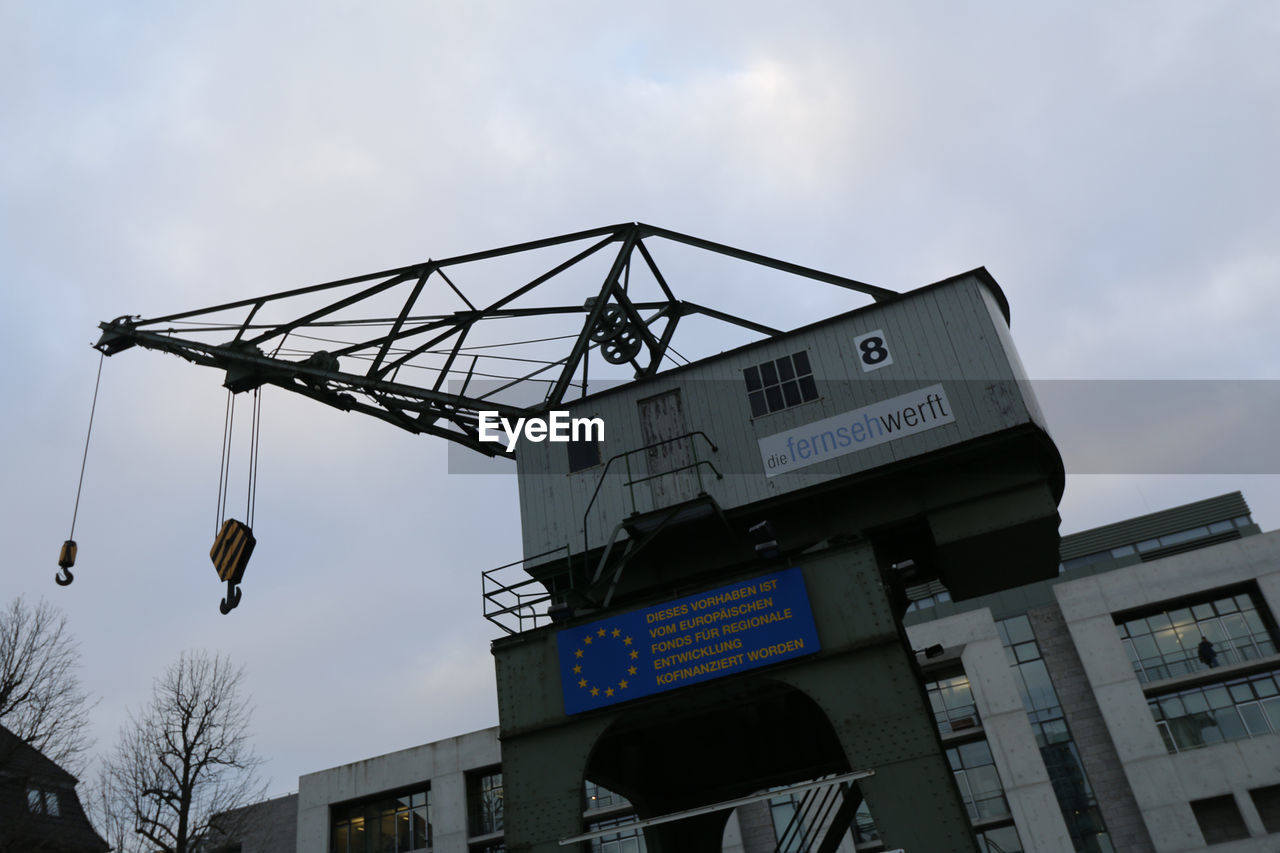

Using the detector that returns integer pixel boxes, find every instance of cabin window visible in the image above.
[743,351,818,417]
[567,438,602,472]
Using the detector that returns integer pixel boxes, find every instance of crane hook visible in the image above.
[219,582,242,615]
[210,519,254,616]
[55,540,77,586]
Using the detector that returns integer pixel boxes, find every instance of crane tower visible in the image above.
[94,223,1064,852]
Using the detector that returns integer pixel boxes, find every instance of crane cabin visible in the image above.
[506,266,1063,623]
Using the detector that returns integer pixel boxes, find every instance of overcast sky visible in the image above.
[3,2,1278,799]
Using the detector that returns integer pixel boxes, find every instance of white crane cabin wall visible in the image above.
[514,269,1050,569]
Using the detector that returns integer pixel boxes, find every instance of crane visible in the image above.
[86,222,895,608]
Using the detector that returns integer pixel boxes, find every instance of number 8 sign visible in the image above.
[853,329,893,372]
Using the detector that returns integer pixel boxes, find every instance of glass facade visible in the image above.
[331,788,430,853]
[975,824,1023,852]
[1117,589,1276,683]
[1058,515,1255,574]
[583,783,644,853]
[584,781,631,811]
[998,616,1114,853]
[927,673,980,735]
[851,672,1020,850]
[905,588,952,612]
[1150,667,1280,752]
[852,799,879,846]
[467,768,504,837]
[586,816,646,853]
[769,792,803,853]
[948,740,1009,822]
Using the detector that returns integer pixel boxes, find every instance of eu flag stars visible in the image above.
[572,622,637,705]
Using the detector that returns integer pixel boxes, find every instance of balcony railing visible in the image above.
[582,430,721,559]
[482,545,571,634]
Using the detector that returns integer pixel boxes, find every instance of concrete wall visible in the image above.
[296,727,501,853]
[1027,603,1155,852]
[211,793,298,853]
[1054,530,1280,852]
[907,608,1075,853]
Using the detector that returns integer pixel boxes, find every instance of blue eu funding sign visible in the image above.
[557,567,820,715]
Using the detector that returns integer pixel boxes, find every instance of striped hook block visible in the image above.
[210,519,255,584]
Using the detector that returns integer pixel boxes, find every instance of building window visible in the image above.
[849,795,1023,848]
[582,783,642,853]
[1058,515,1255,575]
[331,787,430,853]
[584,781,631,812]
[947,740,1009,822]
[587,815,646,853]
[1149,667,1280,753]
[928,673,980,735]
[26,786,61,817]
[768,791,801,853]
[998,616,1116,853]
[975,824,1024,852]
[1249,784,1280,834]
[743,351,818,417]
[905,579,952,613]
[1190,795,1250,844]
[467,767,504,837]
[852,798,879,845]
[1117,588,1277,683]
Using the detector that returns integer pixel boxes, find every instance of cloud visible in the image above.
[4,0,1279,792]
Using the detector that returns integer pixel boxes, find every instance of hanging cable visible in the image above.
[57,352,106,586]
[210,387,260,615]
[215,390,236,532]
[245,388,261,527]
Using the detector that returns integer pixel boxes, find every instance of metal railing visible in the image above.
[482,432,723,635]
[481,545,572,634]
[774,775,851,853]
[581,430,721,561]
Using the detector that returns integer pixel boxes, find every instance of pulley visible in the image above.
[589,302,643,364]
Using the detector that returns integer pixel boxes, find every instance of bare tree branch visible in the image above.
[0,596,94,774]
[98,650,268,853]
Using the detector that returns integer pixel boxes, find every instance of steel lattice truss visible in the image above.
[96,223,896,456]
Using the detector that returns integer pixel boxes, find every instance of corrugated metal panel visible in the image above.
[1058,492,1250,560]
[516,271,1052,562]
